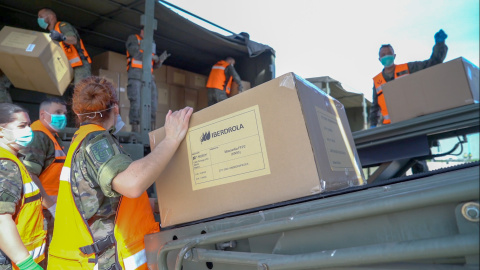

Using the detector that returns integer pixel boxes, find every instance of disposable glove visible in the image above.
[50,30,66,42]
[16,255,42,270]
[47,203,56,218]
[434,29,447,43]
[158,50,171,63]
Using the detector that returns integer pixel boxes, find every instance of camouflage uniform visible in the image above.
[0,75,12,104]
[125,34,160,126]
[369,41,448,126]
[70,129,132,269]
[0,159,23,270]
[57,22,91,85]
[20,130,62,267]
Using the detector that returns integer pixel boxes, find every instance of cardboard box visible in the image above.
[153,65,167,83]
[383,57,479,123]
[229,80,251,97]
[157,81,168,105]
[149,72,365,227]
[166,66,187,86]
[91,51,126,74]
[184,88,198,110]
[197,88,208,111]
[168,85,185,111]
[186,71,207,90]
[0,26,73,95]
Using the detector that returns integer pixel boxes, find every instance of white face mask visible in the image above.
[2,126,34,148]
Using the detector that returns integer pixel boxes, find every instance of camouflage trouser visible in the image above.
[0,88,12,103]
[73,62,92,86]
[127,78,157,125]
[207,88,228,106]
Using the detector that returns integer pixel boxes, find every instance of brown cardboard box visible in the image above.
[153,65,167,83]
[229,80,251,97]
[184,88,198,110]
[197,88,208,111]
[166,66,187,86]
[0,26,73,95]
[186,71,207,89]
[157,81,168,106]
[383,57,479,123]
[168,85,185,111]
[149,72,365,227]
[91,51,126,74]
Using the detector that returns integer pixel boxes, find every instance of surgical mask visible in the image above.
[37,18,48,29]
[113,114,125,135]
[3,126,34,147]
[46,112,67,131]
[380,55,395,67]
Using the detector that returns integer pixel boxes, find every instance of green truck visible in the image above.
[1,1,478,269]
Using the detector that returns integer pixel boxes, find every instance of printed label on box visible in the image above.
[1,32,37,50]
[186,105,270,190]
[47,50,68,82]
[316,106,356,172]
[26,44,36,52]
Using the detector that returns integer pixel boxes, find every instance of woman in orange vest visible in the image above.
[48,76,192,269]
[0,103,46,270]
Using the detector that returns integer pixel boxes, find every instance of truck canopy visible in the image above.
[0,0,276,87]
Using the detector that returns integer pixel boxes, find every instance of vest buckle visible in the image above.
[79,233,116,255]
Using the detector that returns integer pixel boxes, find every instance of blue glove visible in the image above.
[370,125,376,129]
[50,30,66,42]
[434,29,447,43]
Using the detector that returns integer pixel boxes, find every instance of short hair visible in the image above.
[225,57,235,62]
[379,44,394,54]
[39,7,56,16]
[39,97,67,112]
[0,103,28,126]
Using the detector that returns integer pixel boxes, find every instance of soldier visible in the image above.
[126,27,170,132]
[48,77,192,269]
[37,8,92,85]
[0,74,12,104]
[0,103,45,270]
[206,57,243,106]
[370,29,448,128]
[20,98,67,268]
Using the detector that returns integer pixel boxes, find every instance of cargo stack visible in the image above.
[91,51,251,131]
[150,72,365,228]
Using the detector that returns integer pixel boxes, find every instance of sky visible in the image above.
[163,0,479,101]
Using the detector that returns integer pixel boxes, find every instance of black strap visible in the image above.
[24,193,42,204]
[106,261,123,270]
[79,234,116,255]
[396,70,409,77]
[0,249,11,265]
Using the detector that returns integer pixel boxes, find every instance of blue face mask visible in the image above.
[113,114,125,135]
[47,113,67,131]
[4,126,34,147]
[380,55,395,67]
[37,18,48,29]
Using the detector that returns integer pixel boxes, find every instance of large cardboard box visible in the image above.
[166,66,187,86]
[91,51,126,74]
[0,26,73,95]
[229,80,251,97]
[186,71,207,90]
[149,73,365,227]
[383,57,479,123]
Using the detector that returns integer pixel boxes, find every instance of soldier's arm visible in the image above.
[369,84,379,127]
[59,22,78,46]
[226,65,243,92]
[407,42,448,74]
[0,213,30,264]
[126,35,143,60]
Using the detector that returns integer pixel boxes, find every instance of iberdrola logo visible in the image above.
[200,131,211,144]
[200,124,245,144]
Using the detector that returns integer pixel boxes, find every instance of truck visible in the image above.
[1,1,478,269]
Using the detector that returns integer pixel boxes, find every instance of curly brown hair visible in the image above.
[72,76,118,125]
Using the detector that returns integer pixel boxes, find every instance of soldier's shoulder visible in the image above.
[0,159,20,180]
[83,130,122,165]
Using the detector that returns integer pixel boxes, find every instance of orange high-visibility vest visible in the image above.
[0,147,46,269]
[54,21,91,68]
[373,63,410,124]
[126,34,154,73]
[30,120,66,197]
[206,60,233,94]
[48,124,159,269]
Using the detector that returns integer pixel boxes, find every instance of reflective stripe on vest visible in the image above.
[54,21,92,68]
[206,60,233,94]
[50,124,159,269]
[126,34,154,73]
[30,120,66,196]
[0,147,46,267]
[372,63,410,124]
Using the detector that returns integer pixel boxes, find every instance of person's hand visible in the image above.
[152,54,160,62]
[158,50,171,63]
[50,30,66,42]
[47,203,56,218]
[16,255,42,270]
[434,29,447,43]
[164,107,193,145]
